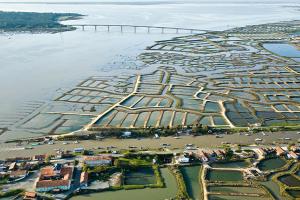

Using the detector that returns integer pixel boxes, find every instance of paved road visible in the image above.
[0,131,298,159]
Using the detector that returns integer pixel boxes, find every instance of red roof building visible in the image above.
[36,165,73,192]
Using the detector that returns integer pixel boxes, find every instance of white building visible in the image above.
[176,155,190,164]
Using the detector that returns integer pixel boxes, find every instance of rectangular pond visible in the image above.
[287,189,300,198]
[180,165,201,200]
[124,167,156,185]
[210,160,249,168]
[257,157,286,171]
[208,186,265,194]
[208,195,270,200]
[206,169,243,182]
[278,174,300,187]
[70,168,177,200]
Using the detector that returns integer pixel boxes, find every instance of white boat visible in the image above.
[255,138,262,141]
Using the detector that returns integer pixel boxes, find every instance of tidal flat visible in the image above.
[0,0,300,142]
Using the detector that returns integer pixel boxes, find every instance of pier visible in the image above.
[71,24,207,34]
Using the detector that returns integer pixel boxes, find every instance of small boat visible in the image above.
[221,141,230,144]
[185,144,194,147]
[255,138,262,141]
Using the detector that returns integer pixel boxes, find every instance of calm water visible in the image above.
[293,57,300,62]
[263,43,300,58]
[287,189,300,198]
[208,186,265,194]
[260,179,282,200]
[257,157,286,171]
[210,160,249,168]
[279,174,300,187]
[124,167,156,185]
[0,0,299,141]
[71,168,177,200]
[208,195,270,200]
[180,165,201,200]
[206,170,243,182]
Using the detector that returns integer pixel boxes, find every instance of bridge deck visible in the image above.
[70,24,207,34]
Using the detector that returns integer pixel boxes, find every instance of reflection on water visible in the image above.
[260,179,282,200]
[0,0,300,140]
[263,43,300,58]
[0,30,179,141]
[180,165,201,200]
[71,168,177,200]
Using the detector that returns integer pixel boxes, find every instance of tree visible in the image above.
[114,159,121,168]
[74,160,79,166]
[45,155,51,164]
[82,164,88,172]
[236,144,242,153]
[224,147,233,160]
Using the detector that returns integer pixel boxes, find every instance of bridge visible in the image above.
[71,24,207,34]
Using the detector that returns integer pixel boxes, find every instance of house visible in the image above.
[24,192,37,200]
[288,151,299,160]
[206,150,217,158]
[215,150,225,158]
[83,155,112,167]
[176,155,190,164]
[74,148,84,154]
[9,162,17,171]
[80,171,88,189]
[22,163,37,171]
[9,170,28,179]
[195,150,209,162]
[257,148,267,157]
[6,157,31,163]
[290,145,299,152]
[32,155,46,162]
[35,165,74,192]
[276,146,285,156]
[56,150,74,159]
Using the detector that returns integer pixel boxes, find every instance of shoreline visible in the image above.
[0,130,299,159]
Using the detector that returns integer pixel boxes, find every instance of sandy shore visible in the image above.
[0,131,299,159]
